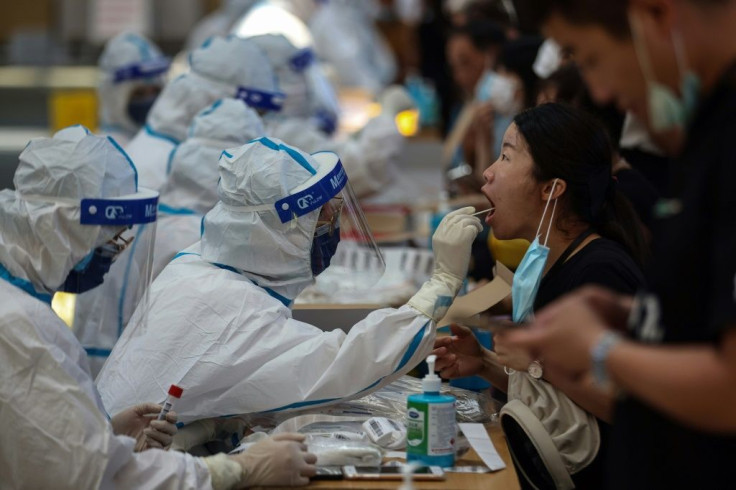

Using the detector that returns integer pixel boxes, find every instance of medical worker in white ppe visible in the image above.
[0,127,315,489]
[153,98,265,278]
[98,137,482,430]
[127,35,284,191]
[97,32,170,146]
[309,0,397,96]
[249,33,413,198]
[71,36,283,374]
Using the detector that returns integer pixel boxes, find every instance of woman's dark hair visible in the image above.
[513,0,630,39]
[448,19,506,51]
[513,103,648,266]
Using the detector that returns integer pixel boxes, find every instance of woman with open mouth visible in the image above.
[434,102,648,489]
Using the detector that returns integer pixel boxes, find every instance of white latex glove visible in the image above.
[408,207,482,321]
[432,206,483,280]
[239,433,317,487]
[110,403,178,451]
[203,433,317,490]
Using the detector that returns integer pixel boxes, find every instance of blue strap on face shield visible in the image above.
[80,193,159,226]
[274,160,347,223]
[313,109,338,135]
[113,58,171,83]
[235,87,286,112]
[290,48,314,72]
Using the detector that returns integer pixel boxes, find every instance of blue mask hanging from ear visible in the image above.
[311,223,340,276]
[511,179,559,323]
[59,247,115,294]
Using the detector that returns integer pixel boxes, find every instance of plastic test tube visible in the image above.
[158,384,184,420]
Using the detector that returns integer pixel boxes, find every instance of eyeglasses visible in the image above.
[97,229,135,261]
[316,197,344,236]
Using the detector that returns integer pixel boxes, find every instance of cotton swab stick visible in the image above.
[472,208,495,216]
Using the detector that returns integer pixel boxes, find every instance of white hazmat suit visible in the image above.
[153,98,265,278]
[1,127,315,489]
[309,0,397,95]
[0,127,218,489]
[126,35,282,191]
[98,32,170,145]
[98,137,483,424]
[186,0,261,52]
[71,37,281,374]
[250,33,412,198]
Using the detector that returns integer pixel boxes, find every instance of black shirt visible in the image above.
[609,64,736,489]
[532,237,644,489]
[535,237,645,311]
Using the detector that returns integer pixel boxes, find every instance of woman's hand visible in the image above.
[493,331,535,371]
[432,324,485,379]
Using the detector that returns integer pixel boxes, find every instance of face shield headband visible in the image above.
[231,139,385,285]
[113,58,171,84]
[235,87,286,112]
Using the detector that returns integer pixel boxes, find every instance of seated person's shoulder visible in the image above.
[573,238,645,294]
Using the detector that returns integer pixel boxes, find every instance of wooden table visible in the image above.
[263,424,520,490]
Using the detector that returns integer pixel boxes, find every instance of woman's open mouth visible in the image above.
[485,198,496,224]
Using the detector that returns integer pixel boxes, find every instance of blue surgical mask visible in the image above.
[127,95,158,126]
[311,223,340,276]
[645,72,700,133]
[630,15,700,132]
[511,179,558,323]
[59,247,115,293]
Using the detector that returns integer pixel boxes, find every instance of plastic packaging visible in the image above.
[363,417,406,449]
[229,375,497,447]
[295,245,434,306]
[306,436,383,467]
[406,356,456,467]
[272,414,369,441]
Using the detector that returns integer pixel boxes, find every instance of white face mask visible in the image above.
[476,70,522,116]
[533,38,563,79]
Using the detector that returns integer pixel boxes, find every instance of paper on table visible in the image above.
[458,423,507,471]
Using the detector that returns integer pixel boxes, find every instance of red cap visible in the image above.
[168,384,184,398]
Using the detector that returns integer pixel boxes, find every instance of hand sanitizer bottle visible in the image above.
[406,355,456,467]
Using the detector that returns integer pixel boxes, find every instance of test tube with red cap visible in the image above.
[157,384,183,420]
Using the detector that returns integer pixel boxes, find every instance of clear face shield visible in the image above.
[52,188,159,330]
[275,151,386,288]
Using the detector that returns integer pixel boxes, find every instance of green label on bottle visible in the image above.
[406,403,427,455]
[406,399,456,458]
